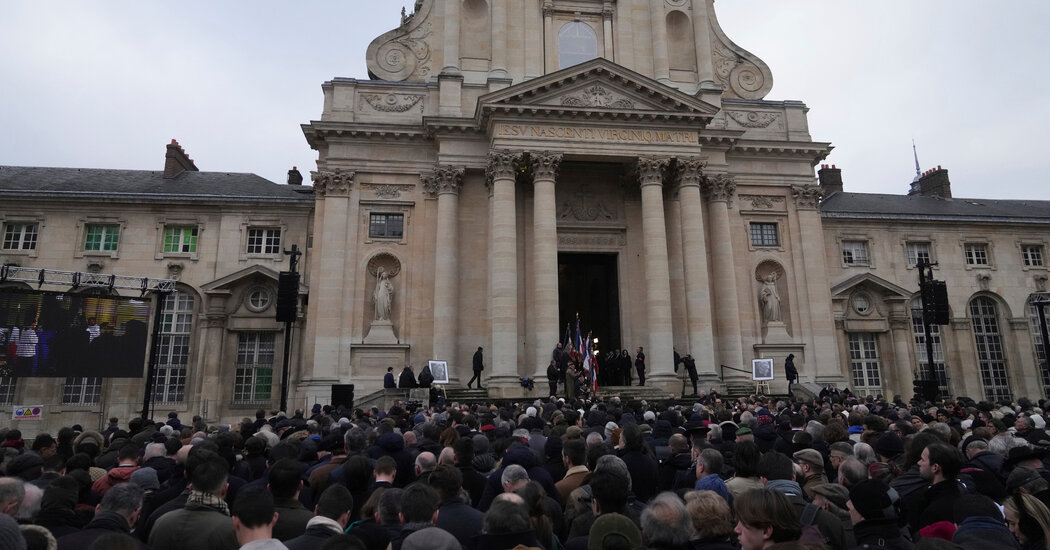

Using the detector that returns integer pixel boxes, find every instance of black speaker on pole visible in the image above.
[331,384,355,410]
[922,280,950,325]
[276,271,300,322]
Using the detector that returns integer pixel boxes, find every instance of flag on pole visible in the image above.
[573,316,583,363]
[562,323,571,350]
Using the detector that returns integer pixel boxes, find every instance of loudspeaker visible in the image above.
[922,280,950,325]
[276,271,300,323]
[913,379,939,402]
[331,384,355,410]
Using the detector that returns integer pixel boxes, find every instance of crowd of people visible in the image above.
[1,388,1050,549]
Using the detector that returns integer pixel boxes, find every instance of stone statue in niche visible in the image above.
[373,267,394,321]
[759,271,782,323]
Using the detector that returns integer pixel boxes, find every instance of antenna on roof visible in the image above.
[912,139,922,183]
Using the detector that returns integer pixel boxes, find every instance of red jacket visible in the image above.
[91,464,139,496]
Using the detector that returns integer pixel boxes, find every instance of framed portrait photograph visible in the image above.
[752,358,774,381]
[428,360,449,384]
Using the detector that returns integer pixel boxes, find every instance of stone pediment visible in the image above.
[831,273,912,300]
[201,265,307,295]
[477,58,720,125]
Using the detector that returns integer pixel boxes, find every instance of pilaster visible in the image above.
[703,173,745,379]
[424,165,465,381]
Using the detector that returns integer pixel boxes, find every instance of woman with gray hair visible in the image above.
[641,492,692,548]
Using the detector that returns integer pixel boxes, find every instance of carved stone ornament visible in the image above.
[360,93,424,113]
[708,8,774,101]
[365,0,433,82]
[977,272,991,291]
[739,194,785,210]
[422,165,464,197]
[558,232,626,248]
[86,261,105,274]
[530,151,563,181]
[702,174,737,203]
[167,262,184,281]
[636,158,670,187]
[362,184,414,199]
[665,0,688,6]
[675,158,706,189]
[486,150,522,186]
[726,110,781,129]
[561,85,634,109]
[558,196,617,223]
[311,170,356,197]
[1035,274,1048,292]
[367,252,402,279]
[791,184,823,210]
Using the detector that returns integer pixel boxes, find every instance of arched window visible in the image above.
[970,296,1011,402]
[558,22,598,69]
[1027,293,1050,398]
[153,290,195,404]
[911,298,950,397]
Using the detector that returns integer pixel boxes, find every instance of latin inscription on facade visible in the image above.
[496,124,697,145]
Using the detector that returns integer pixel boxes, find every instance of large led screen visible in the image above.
[0,289,152,377]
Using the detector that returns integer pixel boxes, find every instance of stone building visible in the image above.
[2,0,1049,433]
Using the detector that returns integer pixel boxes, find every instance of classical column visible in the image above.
[791,184,839,382]
[649,0,670,82]
[490,0,507,77]
[306,170,355,380]
[675,159,717,382]
[442,0,461,73]
[543,2,555,73]
[423,166,465,378]
[487,150,521,388]
[690,0,717,86]
[638,158,676,387]
[531,151,562,379]
[602,5,615,61]
[703,174,744,380]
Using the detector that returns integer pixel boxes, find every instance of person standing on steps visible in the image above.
[468,346,484,389]
[785,354,798,393]
[635,347,646,386]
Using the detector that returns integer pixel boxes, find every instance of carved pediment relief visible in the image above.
[478,58,720,124]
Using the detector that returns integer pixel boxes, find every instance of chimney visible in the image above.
[908,165,951,198]
[817,164,843,195]
[164,139,199,179]
[287,166,304,186]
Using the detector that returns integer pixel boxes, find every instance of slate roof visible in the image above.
[821,192,1050,224]
[0,166,314,204]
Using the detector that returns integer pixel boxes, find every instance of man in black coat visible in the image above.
[429,464,484,548]
[57,482,149,550]
[634,347,646,386]
[468,346,484,389]
[681,354,699,396]
[285,485,354,550]
[398,365,418,388]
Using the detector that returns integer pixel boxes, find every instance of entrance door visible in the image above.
[557,252,621,362]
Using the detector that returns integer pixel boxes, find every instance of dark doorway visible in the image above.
[557,252,622,359]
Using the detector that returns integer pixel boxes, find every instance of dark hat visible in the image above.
[792,449,823,467]
[848,479,894,520]
[810,483,850,511]
[6,452,44,481]
[1006,445,1049,467]
[311,404,322,414]
[587,513,642,550]
[1006,466,1043,492]
[681,420,709,435]
[874,431,905,459]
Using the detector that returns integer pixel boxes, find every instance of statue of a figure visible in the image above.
[373,267,394,321]
[759,272,781,323]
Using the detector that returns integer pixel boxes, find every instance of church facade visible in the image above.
[2,0,1049,433]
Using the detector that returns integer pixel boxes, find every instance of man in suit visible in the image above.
[468,347,484,389]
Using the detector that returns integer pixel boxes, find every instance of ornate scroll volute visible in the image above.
[675,158,707,190]
[365,0,434,82]
[529,151,563,182]
[636,157,670,188]
[707,3,774,99]
[791,184,823,210]
[311,170,356,198]
[702,173,737,205]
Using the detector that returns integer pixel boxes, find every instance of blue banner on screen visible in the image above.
[0,289,152,378]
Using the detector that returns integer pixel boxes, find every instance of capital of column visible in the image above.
[485,150,522,190]
[310,170,356,197]
[636,157,670,187]
[529,151,563,182]
[702,173,736,203]
[674,157,706,189]
[422,165,465,198]
[542,2,555,17]
[791,184,823,210]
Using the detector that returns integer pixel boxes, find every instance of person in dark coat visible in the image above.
[618,424,660,503]
[285,485,354,550]
[477,445,558,512]
[546,360,559,397]
[398,365,418,388]
[785,353,798,392]
[907,442,964,535]
[57,482,149,550]
[634,347,646,386]
[383,367,397,389]
[682,354,699,396]
[848,479,914,550]
[468,346,484,389]
[430,464,484,548]
[417,364,434,388]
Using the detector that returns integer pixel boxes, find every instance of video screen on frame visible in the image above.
[0,288,152,378]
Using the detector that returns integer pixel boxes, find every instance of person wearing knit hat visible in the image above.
[874,431,905,461]
[0,513,26,550]
[587,512,641,550]
[847,479,910,549]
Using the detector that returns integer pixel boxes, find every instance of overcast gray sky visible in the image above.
[2,1,1047,199]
